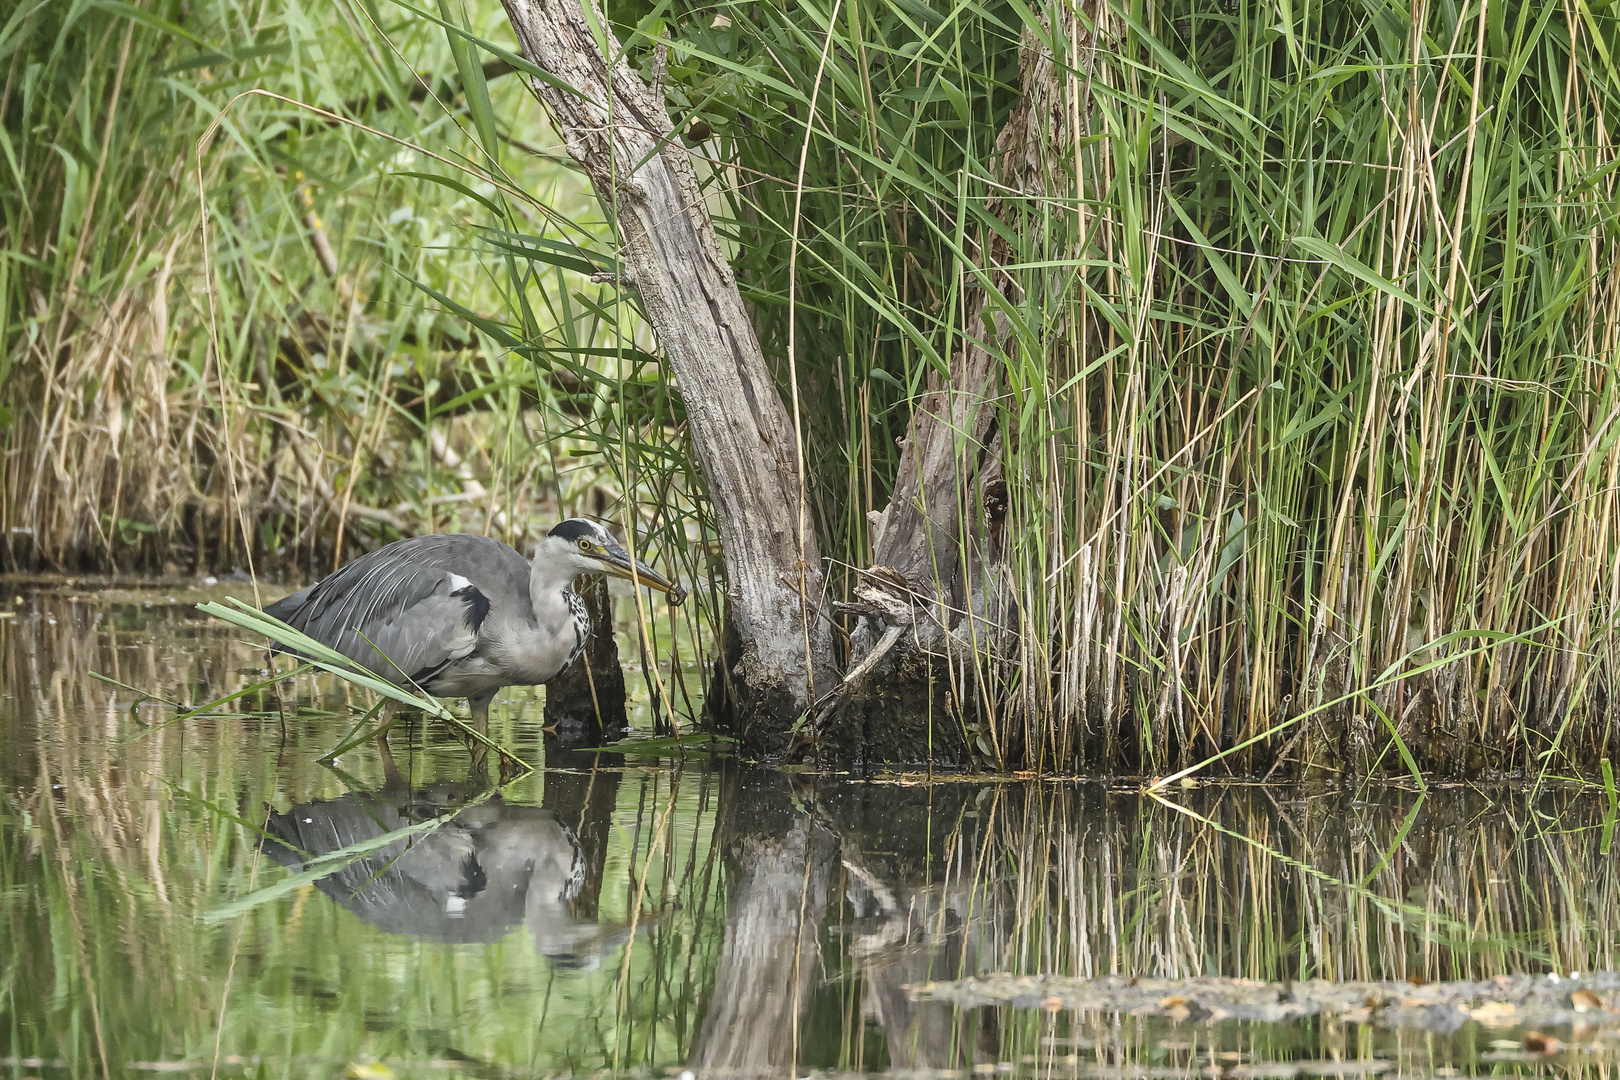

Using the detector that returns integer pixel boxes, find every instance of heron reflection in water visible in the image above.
[262,784,630,967]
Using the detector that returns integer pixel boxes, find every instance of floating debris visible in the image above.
[908,973,1620,1034]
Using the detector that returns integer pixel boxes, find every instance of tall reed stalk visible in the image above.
[571,0,1620,773]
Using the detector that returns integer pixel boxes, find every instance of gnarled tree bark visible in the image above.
[497,0,837,744]
[819,20,1084,765]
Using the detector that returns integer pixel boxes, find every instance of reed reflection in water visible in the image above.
[4,586,1620,1078]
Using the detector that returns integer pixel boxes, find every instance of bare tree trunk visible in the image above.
[497,0,837,742]
[821,22,1082,764]
[543,575,627,742]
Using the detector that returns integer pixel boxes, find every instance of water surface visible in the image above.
[3,582,1620,1078]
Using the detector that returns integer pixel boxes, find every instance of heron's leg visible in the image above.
[375,700,403,788]
[467,692,495,780]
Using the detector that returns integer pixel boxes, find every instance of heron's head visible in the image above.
[545,518,686,605]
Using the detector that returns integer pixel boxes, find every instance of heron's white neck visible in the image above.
[530,553,584,611]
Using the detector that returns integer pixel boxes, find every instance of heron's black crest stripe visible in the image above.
[548,517,613,545]
[452,584,491,630]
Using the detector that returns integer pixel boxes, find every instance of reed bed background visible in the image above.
[651,0,1620,773]
[0,0,702,592]
[11,0,1620,772]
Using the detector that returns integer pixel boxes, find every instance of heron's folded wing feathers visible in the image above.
[360,579,487,685]
[267,538,496,686]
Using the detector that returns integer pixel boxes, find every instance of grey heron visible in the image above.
[265,518,685,746]
[264,790,619,962]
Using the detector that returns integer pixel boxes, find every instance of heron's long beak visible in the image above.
[596,544,687,606]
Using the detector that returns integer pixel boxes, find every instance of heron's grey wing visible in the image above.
[263,796,508,943]
[264,535,503,685]
[359,577,489,685]
[264,584,314,619]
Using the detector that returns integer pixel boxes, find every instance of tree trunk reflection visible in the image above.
[692,776,839,1072]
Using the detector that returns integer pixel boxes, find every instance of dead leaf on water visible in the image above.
[1573,988,1605,1012]
[1467,1001,1519,1027]
[1522,1031,1563,1055]
[1298,1063,1393,1077]
[346,1064,395,1080]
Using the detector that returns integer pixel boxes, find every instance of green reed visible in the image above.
[0,0,672,582]
[555,0,1620,773]
[14,0,1620,774]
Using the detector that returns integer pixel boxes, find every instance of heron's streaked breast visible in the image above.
[562,589,590,671]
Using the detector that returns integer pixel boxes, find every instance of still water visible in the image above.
[4,581,1620,1078]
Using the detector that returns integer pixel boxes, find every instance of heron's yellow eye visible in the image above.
[578,539,592,552]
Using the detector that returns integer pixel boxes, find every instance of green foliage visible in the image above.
[0,0,655,577]
[554,0,1620,773]
[12,0,1620,772]
[625,0,1028,559]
